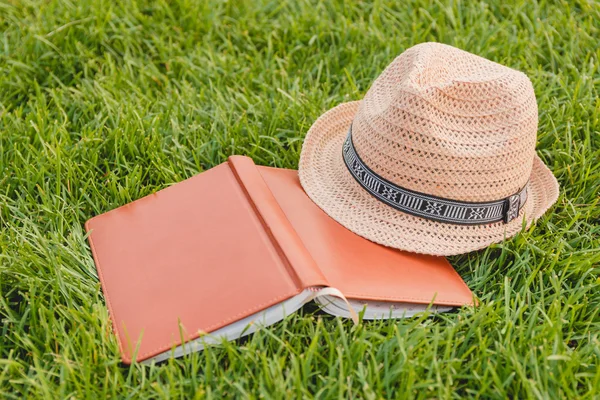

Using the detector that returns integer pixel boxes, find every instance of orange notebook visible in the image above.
[86,156,473,364]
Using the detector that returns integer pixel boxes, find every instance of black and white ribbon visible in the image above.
[342,126,528,225]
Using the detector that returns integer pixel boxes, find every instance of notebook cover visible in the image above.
[85,157,327,363]
[257,166,474,306]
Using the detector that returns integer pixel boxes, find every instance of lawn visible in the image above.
[1,0,599,398]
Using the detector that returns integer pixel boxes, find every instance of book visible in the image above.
[85,156,473,364]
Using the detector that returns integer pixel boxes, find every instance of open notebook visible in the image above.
[86,156,473,364]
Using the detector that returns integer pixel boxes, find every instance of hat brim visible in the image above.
[298,101,560,256]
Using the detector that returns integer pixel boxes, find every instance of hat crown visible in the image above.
[351,42,538,202]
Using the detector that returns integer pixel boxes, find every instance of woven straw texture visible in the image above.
[299,43,559,256]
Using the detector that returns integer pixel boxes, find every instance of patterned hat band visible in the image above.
[342,125,529,225]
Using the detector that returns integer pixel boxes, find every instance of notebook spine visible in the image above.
[228,156,328,290]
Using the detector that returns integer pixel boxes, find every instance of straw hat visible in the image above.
[299,42,559,256]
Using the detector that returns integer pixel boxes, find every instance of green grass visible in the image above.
[1,0,599,398]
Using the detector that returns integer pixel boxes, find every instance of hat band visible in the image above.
[342,126,528,225]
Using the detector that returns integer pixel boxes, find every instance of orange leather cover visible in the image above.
[86,156,473,363]
[257,166,473,306]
